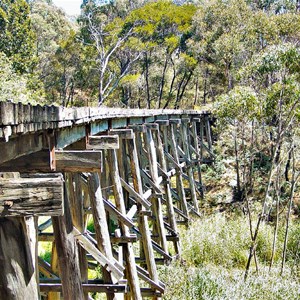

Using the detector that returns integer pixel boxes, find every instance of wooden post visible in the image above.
[126,135,160,296]
[48,242,60,300]
[144,125,168,254]
[25,216,40,298]
[51,182,85,300]
[200,118,204,160]
[87,172,116,300]
[181,120,199,213]
[205,115,213,152]
[0,217,39,299]
[108,149,142,300]
[169,121,189,219]
[66,173,89,300]
[154,122,181,256]
[191,119,203,198]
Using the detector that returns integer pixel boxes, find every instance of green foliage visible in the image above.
[0,52,43,103]
[215,86,260,126]
[0,0,36,73]
[38,241,52,264]
[86,217,95,233]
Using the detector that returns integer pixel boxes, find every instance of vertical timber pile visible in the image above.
[144,124,168,255]
[155,120,181,256]
[168,119,189,221]
[127,129,160,297]
[0,102,214,299]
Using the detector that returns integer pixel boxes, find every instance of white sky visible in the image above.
[52,0,82,16]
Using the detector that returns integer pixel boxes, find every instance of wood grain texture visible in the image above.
[0,217,39,300]
[0,175,63,217]
[0,150,102,173]
[87,135,119,150]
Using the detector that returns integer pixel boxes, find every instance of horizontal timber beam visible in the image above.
[87,135,119,150]
[0,174,63,216]
[0,150,102,173]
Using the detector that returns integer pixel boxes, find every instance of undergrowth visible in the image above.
[159,214,300,300]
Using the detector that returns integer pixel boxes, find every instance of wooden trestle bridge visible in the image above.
[0,101,214,300]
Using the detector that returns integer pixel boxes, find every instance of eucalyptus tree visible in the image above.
[125,0,197,108]
[30,0,81,105]
[239,42,300,278]
[80,0,145,106]
[0,0,36,74]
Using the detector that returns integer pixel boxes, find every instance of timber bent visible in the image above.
[0,101,213,299]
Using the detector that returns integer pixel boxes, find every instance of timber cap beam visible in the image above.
[109,129,134,139]
[145,123,159,130]
[169,119,181,124]
[0,174,64,216]
[0,150,102,173]
[128,125,146,132]
[87,135,119,150]
[155,120,169,126]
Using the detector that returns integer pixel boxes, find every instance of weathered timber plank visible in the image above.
[0,150,102,173]
[109,129,134,139]
[181,122,199,213]
[135,265,165,293]
[103,198,136,229]
[144,126,168,253]
[0,175,63,217]
[38,232,137,243]
[56,150,102,172]
[154,127,181,255]
[0,101,206,126]
[126,136,160,292]
[87,135,119,150]
[128,124,146,133]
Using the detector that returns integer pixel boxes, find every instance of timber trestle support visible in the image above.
[0,102,213,299]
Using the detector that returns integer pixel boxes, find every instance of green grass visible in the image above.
[159,214,300,300]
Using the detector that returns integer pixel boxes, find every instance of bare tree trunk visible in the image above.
[193,76,199,107]
[203,67,208,104]
[163,57,176,109]
[269,173,280,272]
[144,53,151,109]
[158,55,169,108]
[234,123,241,198]
[281,143,299,275]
